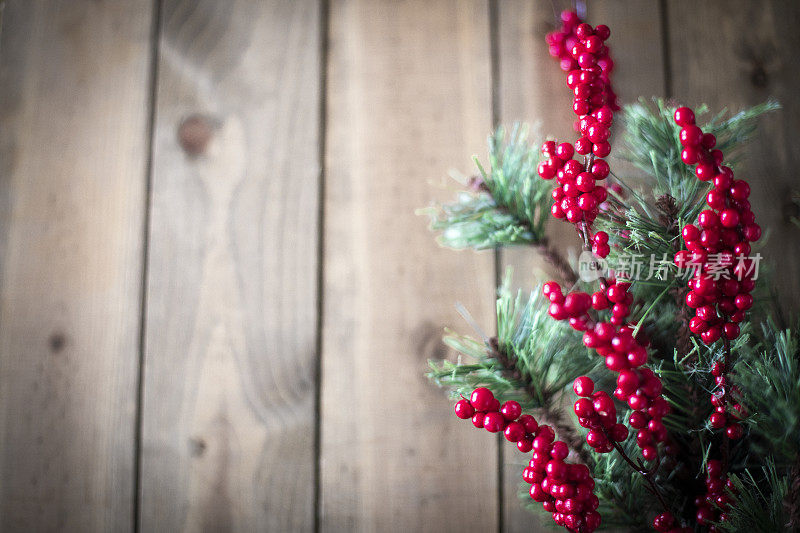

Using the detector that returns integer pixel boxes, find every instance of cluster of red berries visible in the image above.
[546,10,618,110]
[455,387,601,532]
[672,106,760,344]
[455,387,539,452]
[651,511,691,533]
[708,361,746,440]
[539,141,609,226]
[544,280,670,461]
[538,17,617,242]
[572,376,629,453]
[694,459,735,531]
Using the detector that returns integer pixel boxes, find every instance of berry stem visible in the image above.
[603,427,671,514]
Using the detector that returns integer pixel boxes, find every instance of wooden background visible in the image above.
[1,1,798,532]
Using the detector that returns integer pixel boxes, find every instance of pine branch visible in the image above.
[421,124,553,251]
[715,459,790,532]
[428,274,597,462]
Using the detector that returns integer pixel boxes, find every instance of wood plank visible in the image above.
[0,1,154,530]
[138,1,321,530]
[319,1,497,531]
[667,0,800,307]
[496,2,666,530]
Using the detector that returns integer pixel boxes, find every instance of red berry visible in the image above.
[695,162,715,181]
[593,242,610,258]
[696,506,714,525]
[679,125,703,147]
[653,512,675,531]
[454,399,475,419]
[517,438,533,453]
[500,400,522,421]
[743,223,761,242]
[710,412,727,429]
[730,180,751,200]
[595,24,611,40]
[573,376,595,397]
[726,423,744,439]
[591,291,610,310]
[591,159,610,178]
[641,445,658,461]
[519,414,539,434]
[674,106,695,126]
[470,387,494,411]
[593,141,611,157]
[588,123,610,143]
[629,410,647,429]
[706,459,723,478]
[555,142,573,160]
[682,224,700,241]
[542,281,561,298]
[471,412,485,428]
[483,412,507,433]
[734,293,753,310]
[610,423,629,442]
[720,209,740,228]
[551,441,569,460]
[723,323,740,340]
[574,398,594,418]
[504,421,526,442]
[681,147,700,164]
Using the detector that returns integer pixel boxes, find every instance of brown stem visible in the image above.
[603,428,671,514]
[489,337,591,465]
[534,238,578,285]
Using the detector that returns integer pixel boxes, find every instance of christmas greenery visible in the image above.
[422,75,796,533]
[421,124,552,250]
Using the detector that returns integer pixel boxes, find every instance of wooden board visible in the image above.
[666,0,800,308]
[496,2,666,530]
[0,1,154,530]
[138,1,321,530]
[319,1,498,531]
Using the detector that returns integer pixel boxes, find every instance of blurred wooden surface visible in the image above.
[0,1,798,532]
[139,1,321,531]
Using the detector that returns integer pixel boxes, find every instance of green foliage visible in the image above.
[619,98,779,211]
[734,319,800,464]
[715,460,790,532]
[424,97,794,531]
[428,272,597,410]
[422,124,552,250]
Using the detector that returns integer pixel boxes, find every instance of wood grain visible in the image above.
[667,0,800,308]
[0,1,154,530]
[138,1,321,531]
[319,1,497,531]
[496,2,665,530]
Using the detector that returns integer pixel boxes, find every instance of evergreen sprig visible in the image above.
[734,319,800,465]
[428,272,596,411]
[714,460,790,532]
[422,124,552,250]
[424,95,793,531]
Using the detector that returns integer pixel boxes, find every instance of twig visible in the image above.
[489,337,592,465]
[533,238,578,285]
[602,428,671,513]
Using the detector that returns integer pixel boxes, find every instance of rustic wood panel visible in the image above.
[0,1,154,530]
[319,1,497,531]
[496,2,666,530]
[138,1,321,531]
[667,0,800,309]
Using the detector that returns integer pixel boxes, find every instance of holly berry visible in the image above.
[454,399,474,419]
[573,376,595,397]
[470,387,494,411]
